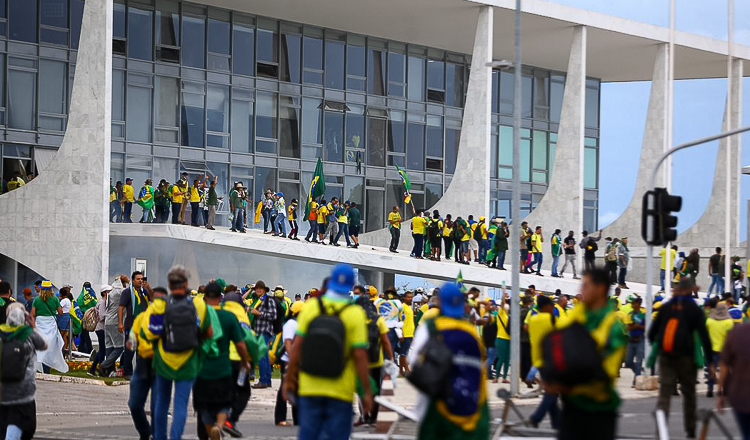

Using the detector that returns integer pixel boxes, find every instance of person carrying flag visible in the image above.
[76,282,98,353]
[136,179,155,223]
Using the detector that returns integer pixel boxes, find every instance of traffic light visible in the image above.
[641,188,682,246]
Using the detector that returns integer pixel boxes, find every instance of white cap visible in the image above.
[100,284,113,293]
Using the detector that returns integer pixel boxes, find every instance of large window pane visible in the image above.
[302,98,322,145]
[231,89,253,153]
[39,60,66,115]
[183,16,206,68]
[445,62,464,107]
[584,145,598,189]
[280,33,300,83]
[128,6,153,61]
[532,130,547,170]
[406,123,424,171]
[206,84,229,148]
[113,2,126,39]
[112,70,125,122]
[345,106,364,150]
[427,59,444,90]
[344,176,364,206]
[207,162,229,197]
[522,73,533,118]
[426,116,442,157]
[324,111,344,162]
[279,96,300,158]
[232,23,254,76]
[325,38,345,90]
[550,74,565,123]
[445,128,460,174]
[8,70,36,130]
[303,36,323,85]
[388,110,405,154]
[41,0,68,45]
[346,42,365,91]
[365,189,384,232]
[408,57,425,101]
[585,82,600,128]
[155,76,179,129]
[256,91,277,154]
[499,71,514,114]
[156,1,179,46]
[533,70,549,119]
[70,0,84,49]
[386,181,404,220]
[498,125,512,167]
[127,81,153,143]
[208,18,230,55]
[153,157,178,182]
[257,28,278,63]
[368,49,386,96]
[181,82,205,148]
[520,137,531,182]
[254,167,277,205]
[367,117,386,167]
[388,51,405,97]
[9,0,37,43]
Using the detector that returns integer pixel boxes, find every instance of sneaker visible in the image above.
[223,421,242,438]
[239,229,246,233]
[207,226,215,230]
[706,390,714,398]
[86,371,96,377]
[209,425,222,440]
[230,229,237,232]
[573,276,580,280]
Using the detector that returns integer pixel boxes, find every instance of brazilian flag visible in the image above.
[395,163,411,191]
[456,270,467,294]
[305,158,326,218]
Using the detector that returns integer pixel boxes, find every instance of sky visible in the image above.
[549,0,750,241]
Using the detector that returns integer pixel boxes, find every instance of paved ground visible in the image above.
[33,368,739,440]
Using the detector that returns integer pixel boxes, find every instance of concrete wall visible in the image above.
[0,0,112,289]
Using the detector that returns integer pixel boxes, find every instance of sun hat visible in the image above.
[254,280,270,292]
[40,280,53,289]
[100,284,113,294]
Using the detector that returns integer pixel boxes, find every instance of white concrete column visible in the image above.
[523,26,586,259]
[359,5,493,248]
[0,0,112,288]
[678,58,742,247]
[602,43,668,246]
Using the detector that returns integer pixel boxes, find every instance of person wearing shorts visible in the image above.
[347,202,361,249]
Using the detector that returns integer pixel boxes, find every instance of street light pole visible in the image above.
[509,0,522,397]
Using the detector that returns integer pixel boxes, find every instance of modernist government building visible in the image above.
[0,0,745,293]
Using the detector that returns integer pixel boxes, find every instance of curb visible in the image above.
[35,373,129,386]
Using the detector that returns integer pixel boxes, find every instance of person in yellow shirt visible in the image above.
[388,206,402,253]
[122,177,135,223]
[189,176,207,227]
[658,245,677,292]
[316,199,328,243]
[399,291,415,376]
[442,214,454,261]
[283,264,372,440]
[706,303,735,397]
[178,172,190,224]
[170,180,186,225]
[411,211,428,259]
[476,216,490,263]
[526,295,559,428]
[495,294,511,384]
[524,226,544,276]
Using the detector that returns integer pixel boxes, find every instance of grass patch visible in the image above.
[51,369,129,385]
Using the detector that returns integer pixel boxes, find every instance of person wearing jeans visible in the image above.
[249,282,278,389]
[524,226,544,275]
[624,298,645,384]
[388,206,401,253]
[297,396,356,440]
[153,377,194,440]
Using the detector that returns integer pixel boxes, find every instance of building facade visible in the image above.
[1,0,600,234]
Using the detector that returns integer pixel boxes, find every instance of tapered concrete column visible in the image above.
[359,5,492,249]
[524,26,586,252]
[602,44,668,246]
[678,58,742,246]
[0,0,112,288]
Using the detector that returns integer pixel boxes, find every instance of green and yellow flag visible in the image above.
[395,163,411,192]
[305,158,326,218]
[456,270,467,293]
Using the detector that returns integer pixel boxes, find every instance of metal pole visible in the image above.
[664,0,675,293]
[724,0,734,287]
[509,0,522,397]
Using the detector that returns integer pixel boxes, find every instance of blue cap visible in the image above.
[327,264,355,295]
[276,192,284,196]
[439,282,464,318]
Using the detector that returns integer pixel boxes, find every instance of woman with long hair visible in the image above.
[57,286,76,354]
[31,281,68,373]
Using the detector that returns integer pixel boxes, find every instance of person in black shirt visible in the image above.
[482,301,499,381]
[118,271,150,379]
[649,276,712,439]
[559,231,579,279]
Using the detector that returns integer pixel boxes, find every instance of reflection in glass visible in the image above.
[346,43,366,91]
[40,0,68,44]
[491,70,499,113]
[280,33,301,83]
[532,130,548,174]
[207,162,229,197]
[39,60,66,115]
[112,70,125,122]
[344,176,364,206]
[406,123,424,171]
[127,84,153,143]
[345,106,364,150]
[325,39,345,89]
[388,52,405,97]
[254,167,277,204]
[367,117,386,167]
[302,98,322,145]
[9,0,37,43]
[427,59,444,90]
[207,84,230,148]
[8,70,36,130]
[365,189,384,232]
[113,2,126,38]
[183,16,206,68]
[257,29,278,63]
[156,2,180,46]
[408,57,425,101]
[388,111,405,154]
[584,145,597,189]
[155,77,179,129]
[445,128,459,174]
[550,75,564,123]
[279,97,300,158]
[499,71,513,114]
[445,62,464,107]
[233,24,254,76]
[70,0,84,49]
[181,82,205,148]
[256,92,277,154]
[208,18,230,55]
[128,6,153,61]
[520,138,530,182]
[425,183,442,209]
[303,37,323,85]
[426,116,443,158]
[231,89,253,153]
[585,83,600,128]
[368,50,386,95]
[522,73,532,118]
[324,111,344,163]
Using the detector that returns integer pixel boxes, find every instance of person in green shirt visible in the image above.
[154,179,171,223]
[194,282,251,440]
[550,229,563,277]
[205,176,220,230]
[348,202,362,249]
[229,182,246,233]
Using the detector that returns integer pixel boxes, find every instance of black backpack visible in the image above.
[473,223,483,240]
[300,297,351,378]
[0,333,32,383]
[540,323,608,386]
[428,219,441,240]
[162,295,200,353]
[406,319,453,399]
[266,297,286,334]
[357,298,383,363]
